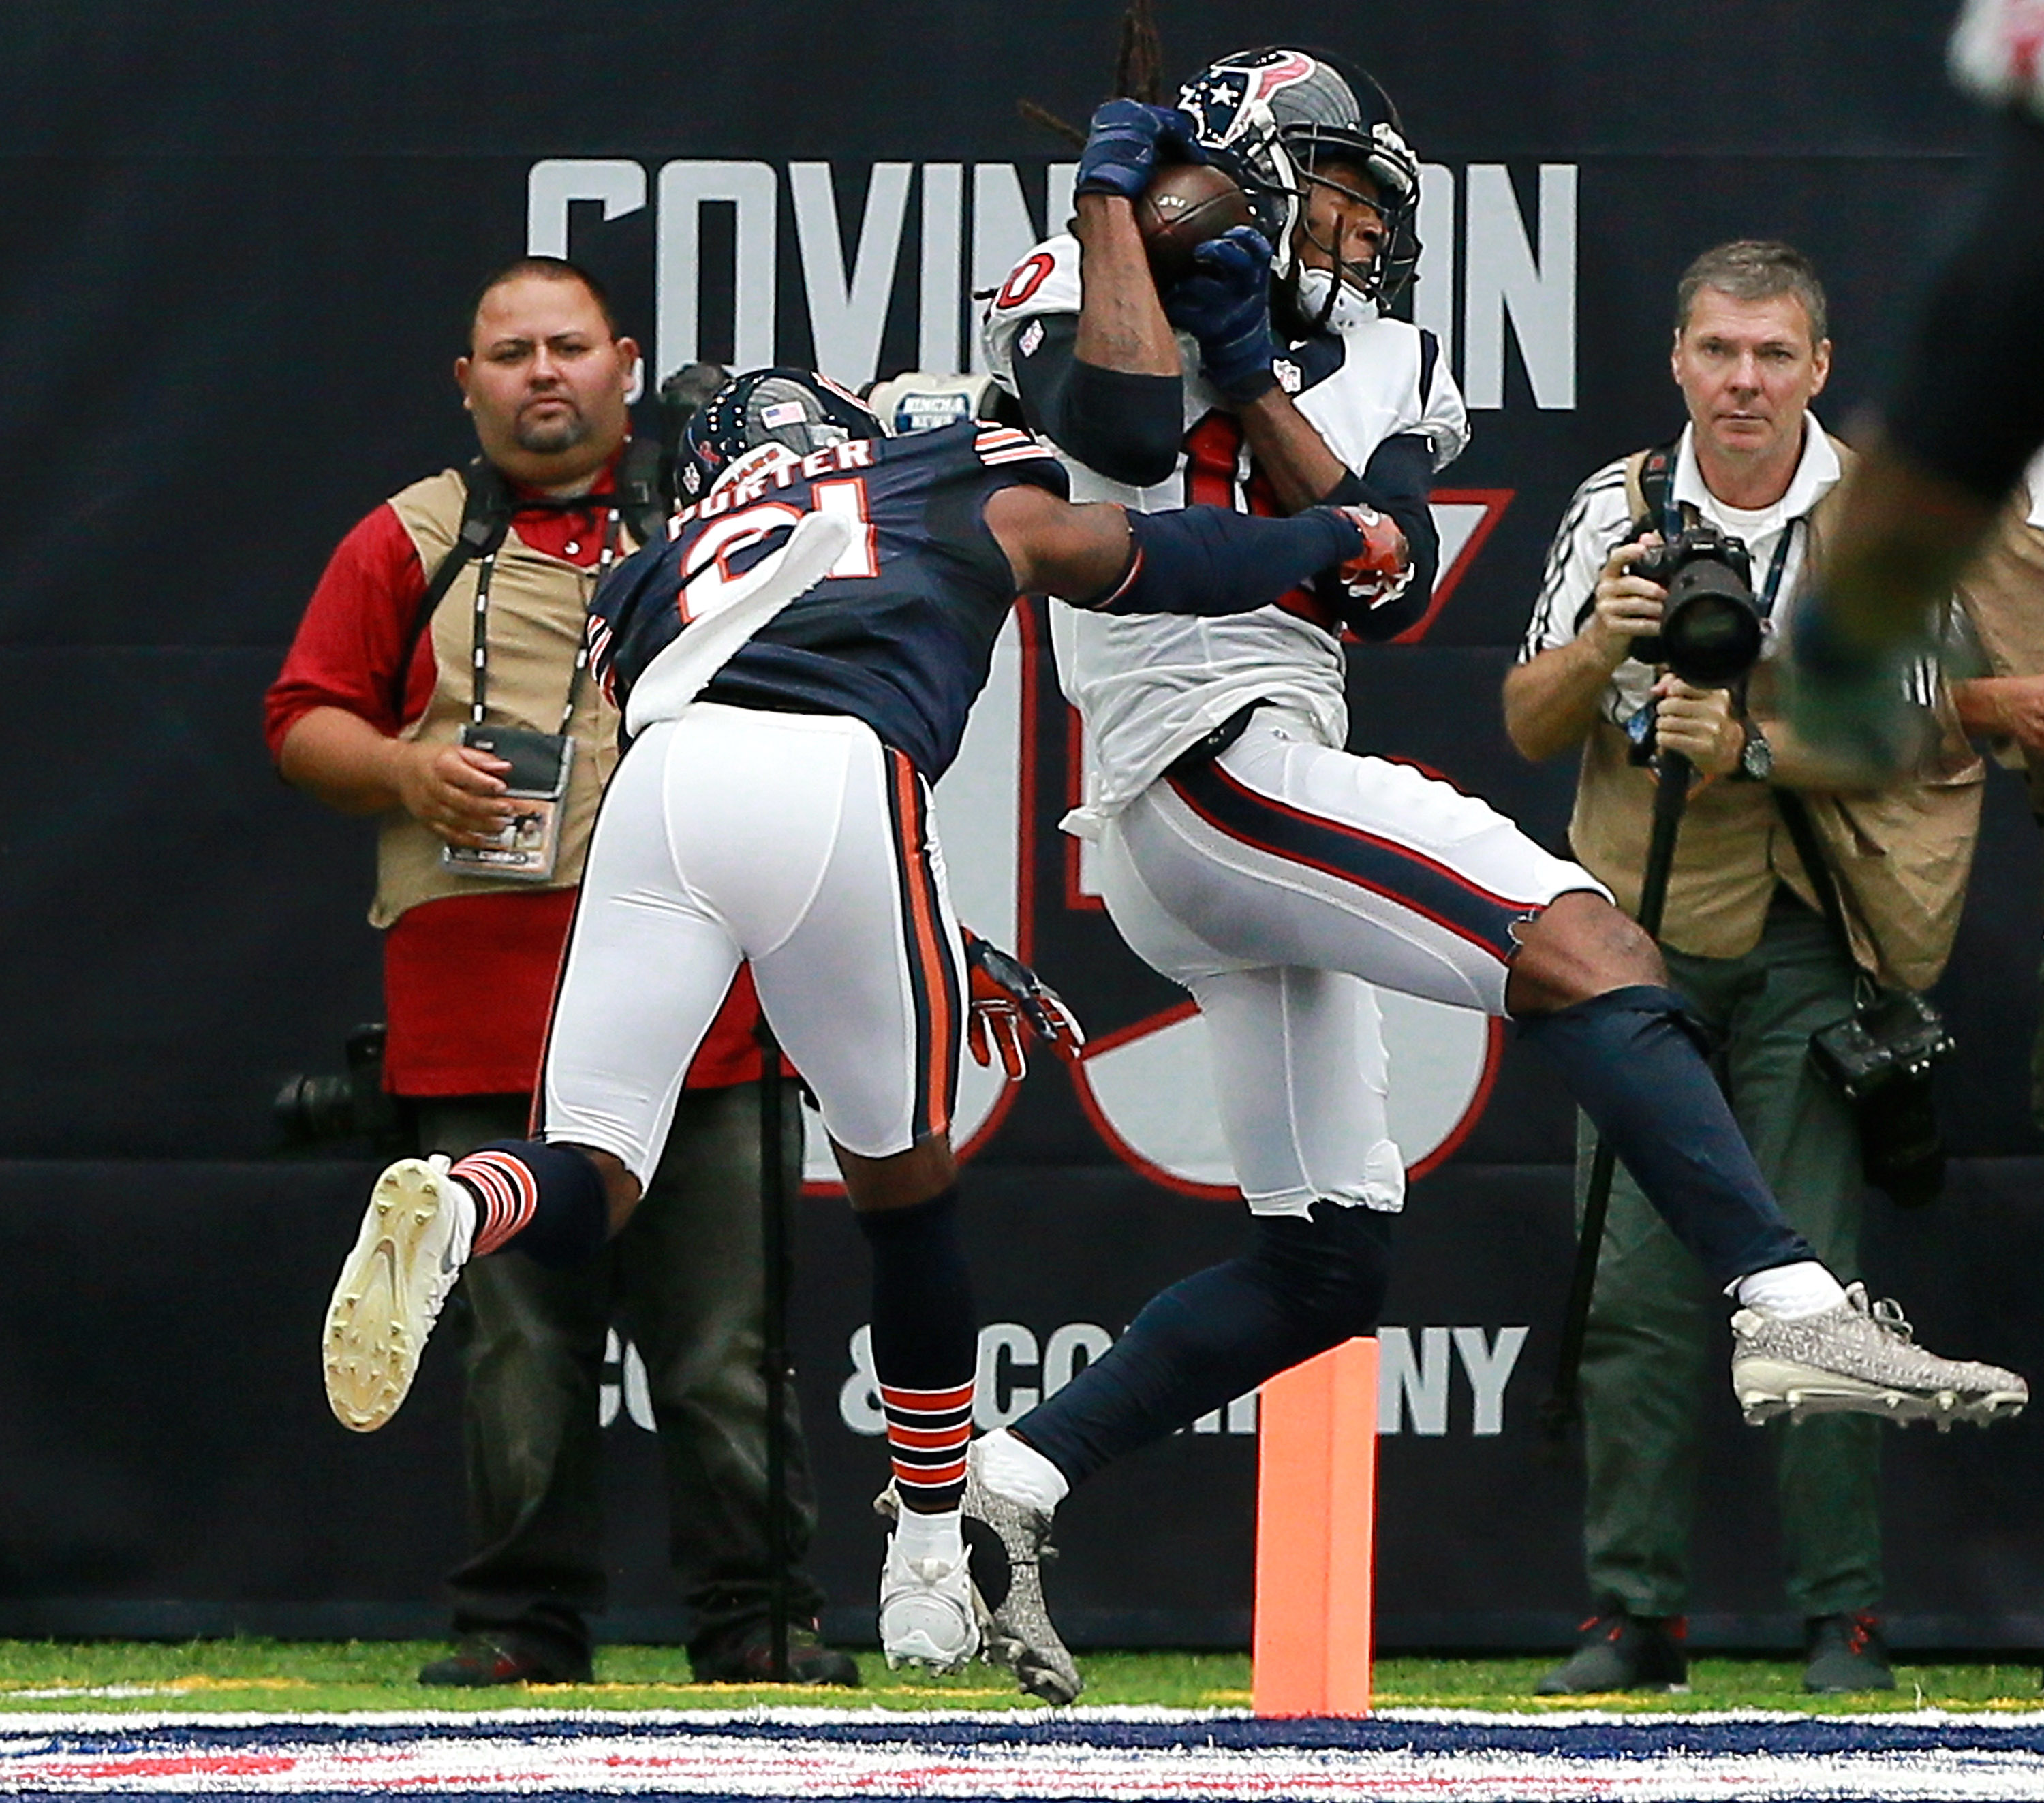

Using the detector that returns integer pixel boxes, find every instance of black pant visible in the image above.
[417,1083,825,1667]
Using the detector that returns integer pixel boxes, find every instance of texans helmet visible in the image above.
[1176,46,1421,314]
[678,367,886,501]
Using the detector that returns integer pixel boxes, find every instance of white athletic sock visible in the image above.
[976,1426,1070,1511]
[893,1506,963,1567]
[1732,1260,1847,1319]
[434,1155,478,1268]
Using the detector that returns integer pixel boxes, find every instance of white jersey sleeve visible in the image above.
[985,232,1213,457]
[1950,0,2044,121]
[1289,314,1470,484]
[982,235,1085,397]
[1417,330,1471,472]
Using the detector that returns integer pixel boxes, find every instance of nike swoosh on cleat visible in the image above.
[370,1240,399,1307]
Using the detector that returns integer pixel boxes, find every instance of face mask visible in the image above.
[1295,264,1378,333]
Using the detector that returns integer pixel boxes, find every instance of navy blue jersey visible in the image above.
[590,420,1067,778]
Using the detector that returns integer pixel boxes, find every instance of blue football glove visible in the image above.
[1074,99,1206,201]
[1164,225,1278,402]
[1779,595,1938,778]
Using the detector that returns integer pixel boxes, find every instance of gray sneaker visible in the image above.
[1732,1283,2028,1429]
[961,1440,1083,1705]
[872,1445,1083,1704]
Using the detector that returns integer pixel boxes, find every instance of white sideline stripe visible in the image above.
[7,1740,2044,1798]
[9,1710,2044,1799]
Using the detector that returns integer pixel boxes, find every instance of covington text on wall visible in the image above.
[529,158,1576,408]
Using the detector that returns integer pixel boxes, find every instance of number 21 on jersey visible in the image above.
[677,479,879,625]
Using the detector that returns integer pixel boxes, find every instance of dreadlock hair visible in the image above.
[1114,0,1164,104]
[1017,0,1166,148]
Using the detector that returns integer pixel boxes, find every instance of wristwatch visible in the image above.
[1736,718,1774,782]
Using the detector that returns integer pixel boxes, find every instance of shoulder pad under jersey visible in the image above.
[981,234,1083,394]
[1303,315,1471,474]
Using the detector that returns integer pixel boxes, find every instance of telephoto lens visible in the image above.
[1630,527,1761,687]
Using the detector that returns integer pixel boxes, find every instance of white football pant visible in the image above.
[540,704,965,1176]
[1095,708,1607,1218]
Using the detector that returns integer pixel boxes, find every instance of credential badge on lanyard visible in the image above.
[440,516,621,882]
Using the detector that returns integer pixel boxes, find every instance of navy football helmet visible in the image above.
[678,367,886,501]
[1176,46,1421,317]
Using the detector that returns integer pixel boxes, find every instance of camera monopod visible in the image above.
[754,1014,796,1681]
[1538,746,1693,1443]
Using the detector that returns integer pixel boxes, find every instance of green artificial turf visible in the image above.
[0,1640,2036,1715]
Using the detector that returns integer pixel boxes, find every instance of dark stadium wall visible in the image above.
[2,2,2039,1651]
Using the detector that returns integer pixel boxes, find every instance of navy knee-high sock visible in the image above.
[1517,983,1813,1287]
[857,1187,976,1513]
[451,1140,610,1268]
[1013,1203,1394,1487]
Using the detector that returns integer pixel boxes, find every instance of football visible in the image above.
[1134,161,1254,285]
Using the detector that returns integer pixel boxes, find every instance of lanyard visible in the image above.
[467,507,623,730]
[1752,518,1799,622]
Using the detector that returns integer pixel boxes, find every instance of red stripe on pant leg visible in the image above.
[1166,759,1528,967]
[887,753,958,1141]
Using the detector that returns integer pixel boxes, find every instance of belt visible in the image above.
[1162,701,1265,779]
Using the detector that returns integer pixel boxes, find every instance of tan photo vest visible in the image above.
[1566,439,1983,991]
[371,467,635,929]
[1954,486,2044,813]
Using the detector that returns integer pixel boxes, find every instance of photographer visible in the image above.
[264,258,852,1687]
[1951,462,2044,1127]
[1504,242,1985,1695]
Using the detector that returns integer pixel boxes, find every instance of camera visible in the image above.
[274,1023,414,1151]
[1808,989,1955,1209]
[1629,524,1763,687]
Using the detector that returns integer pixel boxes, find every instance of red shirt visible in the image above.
[266,466,766,1097]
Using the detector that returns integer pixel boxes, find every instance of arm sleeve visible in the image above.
[1886,107,2044,503]
[1320,433,1438,642]
[1082,503,1358,617]
[262,503,431,757]
[1009,312,1186,488]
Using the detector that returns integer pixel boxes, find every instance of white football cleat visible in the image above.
[878,1533,983,1674]
[322,1154,471,1432]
